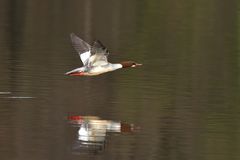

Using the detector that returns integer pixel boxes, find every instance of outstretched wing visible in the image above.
[88,40,109,67]
[70,33,91,65]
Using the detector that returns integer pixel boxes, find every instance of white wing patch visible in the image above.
[80,51,91,65]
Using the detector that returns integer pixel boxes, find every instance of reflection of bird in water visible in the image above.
[78,121,107,142]
[66,33,142,76]
[69,115,137,154]
[68,115,135,134]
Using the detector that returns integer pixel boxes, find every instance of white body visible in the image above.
[86,63,122,75]
[66,50,123,76]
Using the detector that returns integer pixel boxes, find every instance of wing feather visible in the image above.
[70,34,110,67]
[91,40,109,56]
[70,33,91,65]
[88,40,109,66]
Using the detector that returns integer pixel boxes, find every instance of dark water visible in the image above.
[0,0,239,160]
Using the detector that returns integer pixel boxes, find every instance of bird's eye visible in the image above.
[131,63,136,67]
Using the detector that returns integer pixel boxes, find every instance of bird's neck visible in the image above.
[111,63,123,70]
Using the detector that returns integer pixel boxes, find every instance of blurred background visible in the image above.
[0,0,239,160]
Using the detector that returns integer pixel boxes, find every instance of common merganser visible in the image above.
[65,33,142,76]
[68,115,135,133]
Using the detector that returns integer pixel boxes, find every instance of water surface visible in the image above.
[0,0,239,160]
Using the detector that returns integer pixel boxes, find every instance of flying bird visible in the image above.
[65,33,142,76]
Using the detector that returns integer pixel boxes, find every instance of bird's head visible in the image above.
[120,61,142,68]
